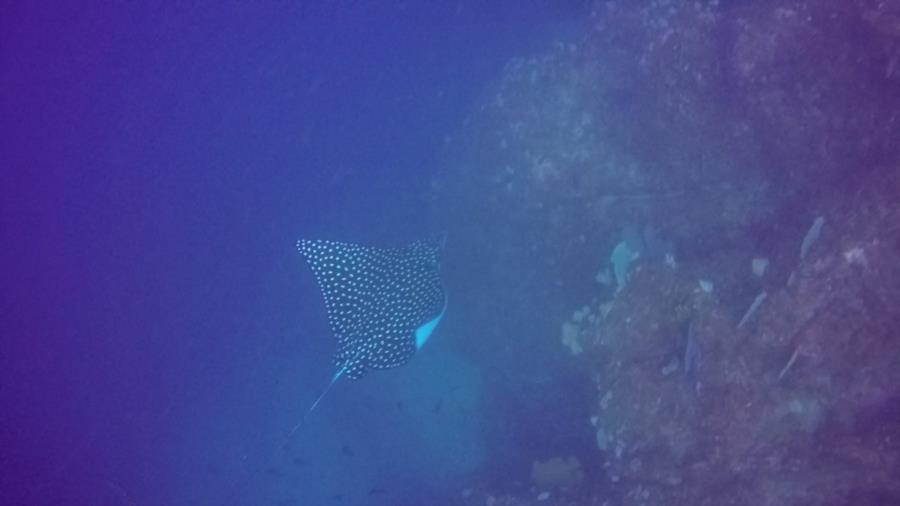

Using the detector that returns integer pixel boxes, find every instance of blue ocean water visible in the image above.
[5,2,900,506]
[2,2,590,505]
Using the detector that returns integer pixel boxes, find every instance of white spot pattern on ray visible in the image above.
[297,236,446,379]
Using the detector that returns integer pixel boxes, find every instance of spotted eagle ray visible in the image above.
[288,235,448,435]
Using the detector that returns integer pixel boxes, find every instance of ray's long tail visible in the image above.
[284,366,345,442]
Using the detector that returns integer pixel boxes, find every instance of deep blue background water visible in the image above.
[2,2,590,504]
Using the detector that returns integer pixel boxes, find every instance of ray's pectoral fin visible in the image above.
[415,289,447,349]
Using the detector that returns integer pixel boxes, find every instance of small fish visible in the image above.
[291,457,305,467]
[341,445,354,457]
[368,488,388,496]
[432,399,443,414]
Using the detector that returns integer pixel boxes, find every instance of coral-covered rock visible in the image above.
[437,2,900,504]
[581,169,900,506]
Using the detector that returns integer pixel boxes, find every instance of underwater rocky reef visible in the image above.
[436,0,900,504]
